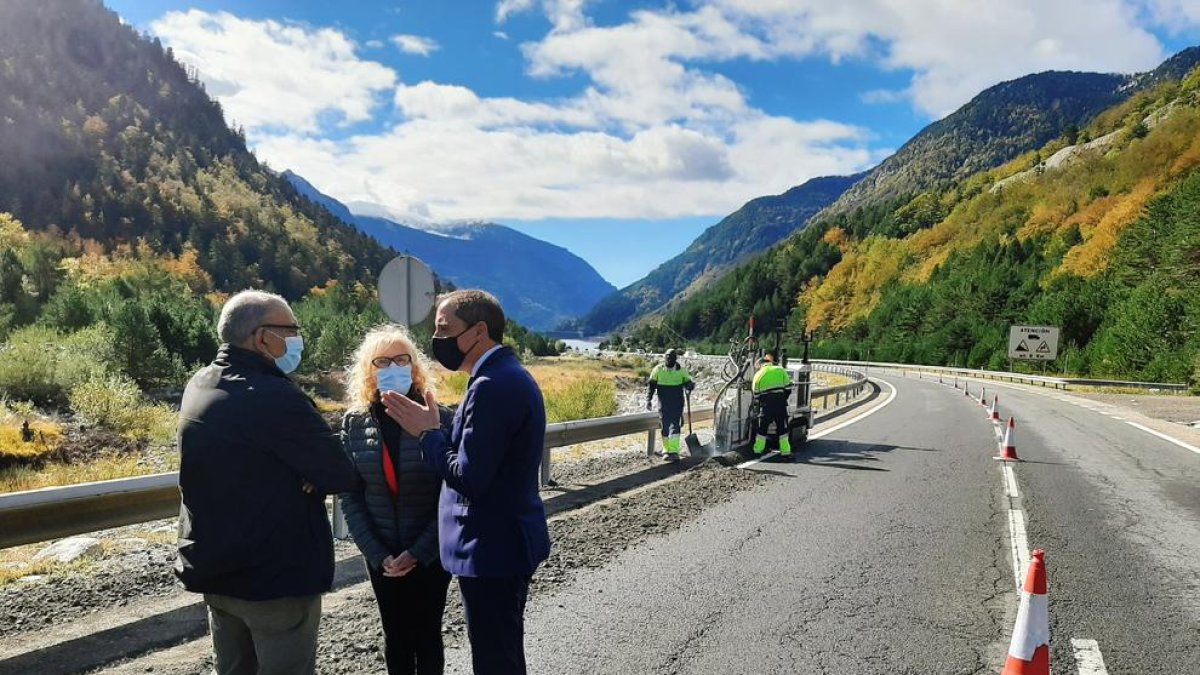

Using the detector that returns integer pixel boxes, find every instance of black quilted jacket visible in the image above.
[338,403,453,569]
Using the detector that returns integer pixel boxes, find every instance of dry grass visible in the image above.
[0,419,64,464]
[434,355,643,408]
[0,451,177,494]
[0,552,91,586]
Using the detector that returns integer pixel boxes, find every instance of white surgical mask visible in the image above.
[273,335,304,374]
[376,364,413,395]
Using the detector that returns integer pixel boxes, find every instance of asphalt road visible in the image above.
[438,373,1200,674]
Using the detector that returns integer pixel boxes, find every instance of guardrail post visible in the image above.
[332,497,349,540]
[540,445,552,487]
[646,428,657,456]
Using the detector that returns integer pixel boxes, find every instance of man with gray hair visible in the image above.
[176,290,359,675]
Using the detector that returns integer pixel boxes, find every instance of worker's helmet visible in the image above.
[665,348,679,357]
[761,353,775,364]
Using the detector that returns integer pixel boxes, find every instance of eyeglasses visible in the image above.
[371,354,412,368]
[259,324,302,336]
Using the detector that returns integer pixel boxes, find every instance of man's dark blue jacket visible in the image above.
[419,347,552,578]
[175,345,360,600]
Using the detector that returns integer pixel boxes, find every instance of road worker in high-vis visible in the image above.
[647,348,695,459]
[752,353,792,457]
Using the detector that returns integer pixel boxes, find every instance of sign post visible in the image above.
[378,255,436,327]
[1008,325,1060,363]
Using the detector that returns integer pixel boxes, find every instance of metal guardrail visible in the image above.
[0,364,870,550]
[811,359,1189,393]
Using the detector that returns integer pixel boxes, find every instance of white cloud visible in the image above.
[497,0,591,31]
[365,39,385,49]
[708,0,1166,116]
[1141,0,1200,29]
[390,33,440,56]
[150,10,395,133]
[149,2,1181,226]
[514,0,1169,117]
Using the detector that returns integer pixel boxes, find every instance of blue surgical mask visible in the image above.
[274,335,304,374]
[376,364,413,395]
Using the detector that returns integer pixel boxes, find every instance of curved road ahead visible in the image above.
[442,373,1200,674]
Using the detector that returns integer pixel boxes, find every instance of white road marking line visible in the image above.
[1001,462,1020,498]
[1071,638,1110,674]
[737,378,898,469]
[1124,421,1200,456]
[1001,462,1030,589]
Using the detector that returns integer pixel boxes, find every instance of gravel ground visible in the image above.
[1071,392,1200,426]
[139,461,773,675]
[0,524,180,639]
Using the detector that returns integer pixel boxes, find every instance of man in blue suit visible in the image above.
[385,289,551,675]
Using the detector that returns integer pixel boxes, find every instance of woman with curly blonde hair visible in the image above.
[338,324,452,675]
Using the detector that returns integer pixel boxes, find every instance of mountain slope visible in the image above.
[822,50,1200,220]
[576,173,862,335]
[642,58,1200,384]
[0,0,396,299]
[285,172,615,331]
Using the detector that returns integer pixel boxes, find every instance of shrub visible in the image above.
[0,325,118,406]
[543,376,617,423]
[439,372,470,402]
[68,376,177,442]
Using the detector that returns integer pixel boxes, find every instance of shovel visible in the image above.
[684,391,706,456]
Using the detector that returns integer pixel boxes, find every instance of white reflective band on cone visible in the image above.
[1008,593,1049,660]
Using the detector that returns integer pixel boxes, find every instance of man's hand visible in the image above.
[382,389,441,438]
[301,481,316,494]
[382,551,419,577]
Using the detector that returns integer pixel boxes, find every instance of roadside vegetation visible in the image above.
[0,351,637,492]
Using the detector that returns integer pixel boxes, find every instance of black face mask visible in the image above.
[666,356,678,367]
[431,326,479,371]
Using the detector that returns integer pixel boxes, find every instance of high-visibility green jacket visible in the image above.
[752,364,791,394]
[649,364,693,387]
[648,363,694,405]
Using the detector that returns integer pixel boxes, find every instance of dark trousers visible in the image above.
[458,575,532,675]
[368,562,453,675]
[658,398,684,436]
[756,391,789,440]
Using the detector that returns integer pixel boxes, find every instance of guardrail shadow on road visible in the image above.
[541,456,704,514]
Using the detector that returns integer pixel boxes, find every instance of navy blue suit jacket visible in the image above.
[419,347,552,578]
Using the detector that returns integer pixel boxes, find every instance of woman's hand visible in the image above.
[382,551,419,577]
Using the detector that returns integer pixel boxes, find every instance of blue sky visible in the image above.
[109,0,1200,287]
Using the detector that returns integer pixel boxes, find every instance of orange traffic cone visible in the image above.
[1003,549,1050,674]
[965,384,972,398]
[998,417,1019,461]
[990,396,1000,421]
